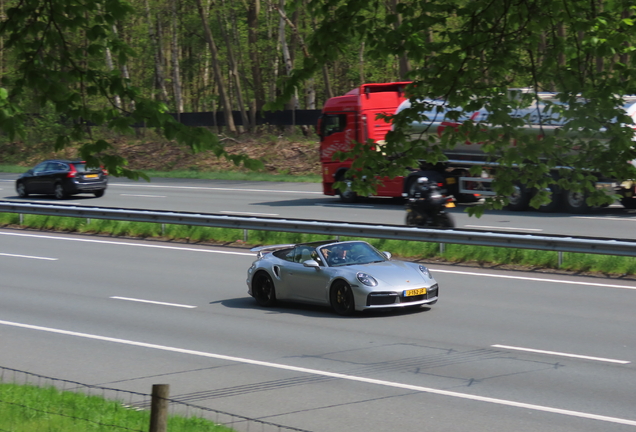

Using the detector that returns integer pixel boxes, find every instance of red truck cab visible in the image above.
[318,82,410,200]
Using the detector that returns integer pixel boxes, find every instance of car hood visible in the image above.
[345,260,433,287]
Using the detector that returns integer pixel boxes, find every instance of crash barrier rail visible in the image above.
[1,201,635,258]
[0,366,311,432]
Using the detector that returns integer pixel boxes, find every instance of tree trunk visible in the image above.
[389,0,410,80]
[111,24,135,110]
[104,46,122,109]
[220,0,249,132]
[247,0,264,118]
[171,0,183,117]
[144,0,169,104]
[195,0,236,133]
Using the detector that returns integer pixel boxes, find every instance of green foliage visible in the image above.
[0,0,262,178]
[281,0,636,215]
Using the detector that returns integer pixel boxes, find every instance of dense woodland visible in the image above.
[0,0,407,135]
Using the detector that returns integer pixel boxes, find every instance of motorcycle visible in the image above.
[405,177,456,228]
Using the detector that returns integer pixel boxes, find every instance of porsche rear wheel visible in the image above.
[330,280,355,316]
[252,272,277,307]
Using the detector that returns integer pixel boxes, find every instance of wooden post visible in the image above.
[149,384,169,432]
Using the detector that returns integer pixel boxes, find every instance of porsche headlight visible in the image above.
[419,265,432,279]
[357,272,378,287]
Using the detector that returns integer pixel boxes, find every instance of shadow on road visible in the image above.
[212,297,433,319]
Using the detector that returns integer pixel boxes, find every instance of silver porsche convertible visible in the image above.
[246,240,439,315]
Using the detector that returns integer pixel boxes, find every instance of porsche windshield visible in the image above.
[319,242,386,267]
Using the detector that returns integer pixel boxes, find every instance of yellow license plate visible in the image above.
[446,202,456,208]
[446,177,456,185]
[85,174,98,179]
[404,288,427,297]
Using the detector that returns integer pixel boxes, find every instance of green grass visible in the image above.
[1,164,321,183]
[0,164,29,174]
[1,212,635,276]
[0,383,234,432]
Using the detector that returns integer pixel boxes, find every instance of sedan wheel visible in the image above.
[54,183,68,200]
[94,189,105,198]
[16,182,28,198]
[253,272,277,307]
[330,280,355,316]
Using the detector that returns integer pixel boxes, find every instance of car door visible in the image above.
[26,162,51,193]
[44,162,67,193]
[280,246,330,303]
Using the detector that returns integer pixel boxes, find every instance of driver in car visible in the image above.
[323,245,349,266]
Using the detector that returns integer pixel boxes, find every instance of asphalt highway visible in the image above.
[1,229,635,432]
[1,174,635,239]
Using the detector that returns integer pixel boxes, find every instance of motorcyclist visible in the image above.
[406,176,455,228]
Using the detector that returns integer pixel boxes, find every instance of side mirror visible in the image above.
[382,251,392,260]
[303,259,320,268]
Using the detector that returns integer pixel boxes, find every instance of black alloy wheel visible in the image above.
[16,182,28,198]
[330,280,355,316]
[94,189,105,198]
[54,183,68,200]
[253,272,277,307]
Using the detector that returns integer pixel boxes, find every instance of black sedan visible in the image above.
[15,160,108,199]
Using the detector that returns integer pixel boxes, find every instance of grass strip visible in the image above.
[1,164,321,183]
[0,383,234,432]
[2,212,635,276]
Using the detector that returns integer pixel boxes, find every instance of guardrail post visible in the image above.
[149,384,169,432]
[558,251,563,268]
[19,213,23,225]
[161,224,166,236]
[440,243,445,254]
[244,229,248,242]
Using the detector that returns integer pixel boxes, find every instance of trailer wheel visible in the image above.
[537,184,561,213]
[563,189,591,214]
[505,184,530,211]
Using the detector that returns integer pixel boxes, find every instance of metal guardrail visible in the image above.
[0,200,635,257]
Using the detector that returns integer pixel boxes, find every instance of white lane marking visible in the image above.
[0,319,634,427]
[19,200,82,205]
[431,268,636,290]
[120,194,166,198]
[0,232,254,256]
[575,216,636,221]
[110,296,196,309]
[219,211,279,216]
[0,252,57,261]
[464,225,543,232]
[492,345,630,364]
[110,183,322,195]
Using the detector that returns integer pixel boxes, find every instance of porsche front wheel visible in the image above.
[252,272,277,307]
[330,280,355,316]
